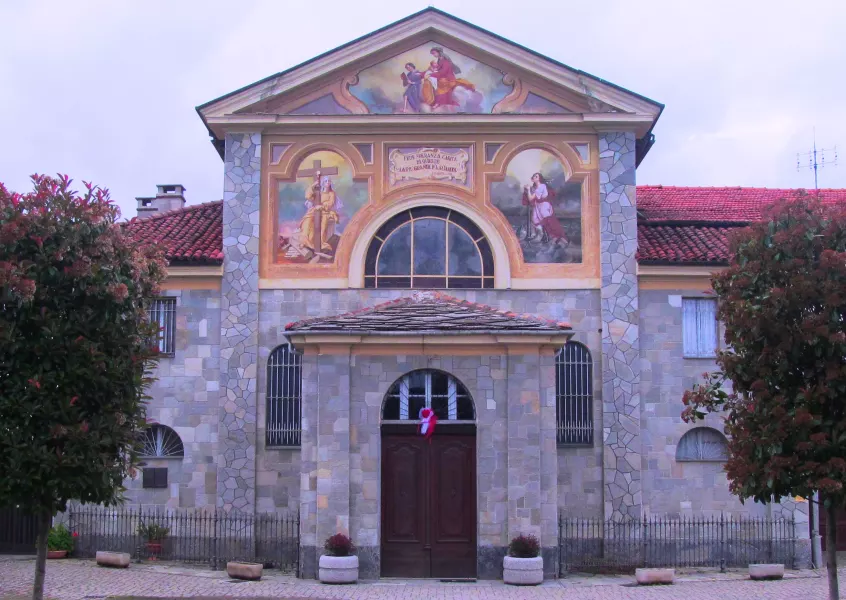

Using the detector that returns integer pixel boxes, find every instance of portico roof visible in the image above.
[284,291,571,335]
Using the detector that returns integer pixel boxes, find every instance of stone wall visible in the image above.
[217,132,262,513]
[125,288,221,508]
[599,132,642,520]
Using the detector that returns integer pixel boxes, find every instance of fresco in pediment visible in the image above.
[490,149,582,264]
[277,150,368,264]
[348,43,512,114]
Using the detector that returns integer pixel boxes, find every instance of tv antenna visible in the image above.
[797,129,837,193]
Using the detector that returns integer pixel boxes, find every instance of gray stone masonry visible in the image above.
[599,131,642,520]
[125,288,221,508]
[217,132,262,513]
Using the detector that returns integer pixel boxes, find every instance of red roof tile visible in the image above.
[285,291,572,333]
[638,186,846,223]
[125,186,846,268]
[124,201,223,265]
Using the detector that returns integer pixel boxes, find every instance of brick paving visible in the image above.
[0,557,835,600]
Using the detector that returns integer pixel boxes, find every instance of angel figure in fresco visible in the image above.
[296,175,343,256]
[401,63,426,113]
[522,172,568,245]
[426,46,476,109]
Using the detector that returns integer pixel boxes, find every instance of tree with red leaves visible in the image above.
[682,193,846,600]
[0,175,166,600]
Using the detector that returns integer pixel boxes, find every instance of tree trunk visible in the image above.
[826,501,839,600]
[32,512,51,600]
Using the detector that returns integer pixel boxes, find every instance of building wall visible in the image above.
[125,288,221,508]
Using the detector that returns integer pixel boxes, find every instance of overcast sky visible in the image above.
[1,0,844,220]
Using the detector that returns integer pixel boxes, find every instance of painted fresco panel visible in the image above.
[490,149,582,264]
[277,150,368,264]
[349,43,512,114]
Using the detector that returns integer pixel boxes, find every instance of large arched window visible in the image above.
[382,370,475,422]
[676,427,728,462]
[266,344,302,447]
[141,424,184,458]
[556,342,593,446]
[364,207,494,289]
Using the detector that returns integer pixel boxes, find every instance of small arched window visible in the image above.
[556,342,593,446]
[266,344,302,447]
[676,427,728,462]
[364,207,494,289]
[382,370,475,422]
[141,424,184,458]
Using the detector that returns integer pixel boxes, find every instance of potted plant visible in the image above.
[47,523,75,559]
[137,522,169,560]
[503,534,543,585]
[318,533,358,583]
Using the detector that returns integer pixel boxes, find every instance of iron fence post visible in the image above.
[719,512,726,573]
[791,512,797,570]
[641,516,648,568]
[211,510,218,571]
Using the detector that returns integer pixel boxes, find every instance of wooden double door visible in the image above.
[381,424,477,579]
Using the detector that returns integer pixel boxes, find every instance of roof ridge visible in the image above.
[124,199,223,225]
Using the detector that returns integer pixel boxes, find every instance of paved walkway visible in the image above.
[0,557,836,600]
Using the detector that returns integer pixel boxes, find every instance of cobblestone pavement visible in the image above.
[0,557,836,600]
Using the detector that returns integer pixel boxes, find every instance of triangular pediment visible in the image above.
[197,9,662,124]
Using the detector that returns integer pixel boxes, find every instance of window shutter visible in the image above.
[683,298,717,358]
[143,467,168,489]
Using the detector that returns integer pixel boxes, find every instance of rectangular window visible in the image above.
[142,467,168,489]
[148,298,176,356]
[266,346,302,447]
[683,298,718,358]
[556,343,594,446]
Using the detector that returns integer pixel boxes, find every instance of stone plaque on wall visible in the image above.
[387,146,472,189]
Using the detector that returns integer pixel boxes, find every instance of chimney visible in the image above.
[135,184,187,219]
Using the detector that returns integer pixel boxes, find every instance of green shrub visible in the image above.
[47,524,74,552]
[137,522,169,541]
[508,534,540,558]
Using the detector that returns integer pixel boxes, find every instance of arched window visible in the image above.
[676,427,728,462]
[266,344,302,447]
[141,424,184,458]
[364,207,494,289]
[382,370,475,422]
[556,342,593,446]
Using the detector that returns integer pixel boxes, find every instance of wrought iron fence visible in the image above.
[559,514,796,574]
[62,505,299,573]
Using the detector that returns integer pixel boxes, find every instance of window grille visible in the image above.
[141,424,184,458]
[676,427,728,462]
[382,369,475,422]
[148,298,176,356]
[682,298,718,358]
[266,345,302,447]
[556,342,593,446]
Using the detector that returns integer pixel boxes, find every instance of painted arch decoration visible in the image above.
[490,148,583,264]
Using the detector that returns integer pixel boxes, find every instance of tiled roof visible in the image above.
[125,186,846,268]
[285,292,572,333]
[124,201,223,265]
[637,224,741,265]
[638,186,846,223]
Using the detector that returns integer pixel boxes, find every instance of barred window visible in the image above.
[683,298,718,358]
[149,298,176,356]
[266,345,302,447]
[676,427,728,462]
[382,369,475,422]
[140,424,184,458]
[556,342,593,446]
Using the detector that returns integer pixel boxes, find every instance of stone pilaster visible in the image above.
[506,351,542,542]
[599,131,642,520]
[539,350,559,576]
[217,132,261,513]
[299,351,352,578]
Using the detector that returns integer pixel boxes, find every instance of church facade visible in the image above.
[123,9,828,579]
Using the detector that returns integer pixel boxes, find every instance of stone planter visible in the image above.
[47,550,68,559]
[226,561,263,581]
[96,551,130,568]
[635,568,675,585]
[319,555,359,583]
[503,556,543,585]
[749,563,784,580]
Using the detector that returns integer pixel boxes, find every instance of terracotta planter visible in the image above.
[145,541,163,559]
[319,555,358,583]
[503,556,543,585]
[47,550,68,559]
